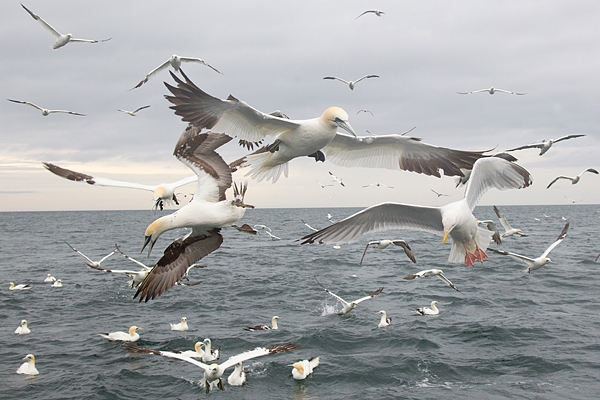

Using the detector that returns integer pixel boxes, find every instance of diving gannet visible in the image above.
[315,277,383,315]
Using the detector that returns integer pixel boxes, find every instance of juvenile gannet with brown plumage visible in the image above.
[132,55,221,89]
[43,162,197,210]
[301,157,532,266]
[99,326,140,342]
[135,128,254,302]
[291,357,320,380]
[315,277,383,315]
[359,239,416,265]
[15,319,31,335]
[244,316,279,331]
[164,70,488,183]
[16,354,39,375]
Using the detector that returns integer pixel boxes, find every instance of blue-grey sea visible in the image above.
[1,205,600,399]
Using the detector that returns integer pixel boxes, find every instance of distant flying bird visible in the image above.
[64,241,116,268]
[404,269,460,292]
[564,195,583,203]
[546,168,598,189]
[357,109,374,116]
[118,105,151,116]
[488,222,569,273]
[8,99,85,116]
[291,357,320,380]
[414,301,440,316]
[477,220,501,245]
[16,354,39,375]
[376,310,392,328]
[323,75,379,90]
[359,239,416,265]
[506,134,586,156]
[99,326,141,342]
[132,54,221,89]
[457,87,526,95]
[317,181,334,188]
[430,188,449,197]
[356,10,385,19]
[314,277,383,315]
[363,183,394,188]
[21,4,111,50]
[493,205,528,238]
[329,171,345,187]
[244,316,279,331]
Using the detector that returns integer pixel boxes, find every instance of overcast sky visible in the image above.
[1,0,599,212]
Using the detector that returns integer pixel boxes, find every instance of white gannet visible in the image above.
[315,277,383,315]
[301,219,319,232]
[317,181,334,188]
[8,99,85,116]
[506,134,586,156]
[457,87,526,95]
[430,188,449,197]
[135,129,254,303]
[244,316,279,331]
[328,172,345,187]
[227,362,247,386]
[454,152,518,188]
[254,224,281,240]
[291,357,320,380]
[323,75,379,90]
[132,54,221,89]
[43,162,197,210]
[493,205,527,238]
[201,338,220,362]
[564,195,583,204]
[356,9,385,19]
[359,239,416,265]
[125,342,298,394]
[171,317,189,331]
[546,168,598,189]
[44,274,56,282]
[16,354,39,375]
[99,326,141,342]
[357,109,374,116]
[477,220,502,245]
[377,310,392,328]
[301,157,532,266]
[165,70,488,183]
[64,242,116,268]
[9,282,30,290]
[404,269,460,292]
[177,342,205,359]
[414,301,440,316]
[363,183,394,188]
[20,4,111,49]
[51,279,62,288]
[488,222,569,273]
[118,105,151,116]
[15,319,31,335]
[327,213,336,223]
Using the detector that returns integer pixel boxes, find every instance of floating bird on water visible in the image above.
[301,157,532,266]
[546,168,598,189]
[177,342,205,359]
[9,282,30,290]
[44,274,56,282]
[200,338,220,362]
[15,320,31,335]
[21,4,111,50]
[414,301,440,316]
[315,277,383,315]
[458,87,526,95]
[323,75,379,90]
[488,222,569,273]
[494,205,527,238]
[356,10,385,19]
[99,326,141,342]
[132,54,221,89]
[16,354,38,375]
[43,162,197,211]
[506,134,585,156]
[171,317,189,331]
[245,316,279,331]
[124,342,298,394]
[51,279,62,288]
[404,269,460,292]
[377,310,392,328]
[359,239,416,265]
[477,220,501,245]
[8,99,85,116]
[291,357,320,380]
[64,241,116,268]
[227,362,247,386]
[118,105,150,116]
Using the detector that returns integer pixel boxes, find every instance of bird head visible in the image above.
[129,326,140,335]
[545,257,552,264]
[181,317,188,323]
[21,320,28,326]
[323,107,356,137]
[377,310,386,315]
[291,362,304,373]
[194,342,204,353]
[142,217,169,255]
[153,186,168,204]
[9,282,14,289]
[23,354,35,362]
[209,364,219,374]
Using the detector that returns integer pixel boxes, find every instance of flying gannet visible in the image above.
[99,326,141,342]
[64,241,116,268]
[363,183,394,188]
[328,171,345,187]
[359,240,416,265]
[323,75,379,90]
[9,282,30,290]
[245,316,279,331]
[458,87,526,95]
[8,99,85,116]
[414,301,440,316]
[356,10,385,19]
[506,134,586,156]
[454,152,518,187]
[132,54,221,89]
[430,188,449,197]
[546,168,598,189]
[301,157,532,266]
[315,277,383,315]
[404,269,460,292]
[377,310,392,328]
[493,205,527,238]
[16,354,39,375]
[118,105,151,116]
[291,357,320,380]
[44,274,56,282]
[170,317,189,331]
[15,320,31,335]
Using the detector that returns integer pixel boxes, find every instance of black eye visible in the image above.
[333,117,343,123]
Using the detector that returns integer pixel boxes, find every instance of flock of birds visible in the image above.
[9,3,600,394]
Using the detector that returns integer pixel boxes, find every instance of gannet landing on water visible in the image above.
[404,269,460,292]
[43,162,197,210]
[488,222,569,273]
[118,105,150,116]
[125,342,298,394]
[301,157,532,266]
[99,326,141,342]
[44,274,56,282]
[359,239,416,265]
[323,75,379,90]
[356,9,385,19]
[20,4,111,49]
[227,362,247,386]
[314,277,383,315]
[244,316,279,331]
[9,282,30,290]
[377,310,392,328]
[15,320,31,335]
[457,87,526,95]
[51,279,62,288]
[506,134,585,156]
[16,354,39,375]
[171,317,189,331]
[132,55,221,89]
[546,168,598,189]
[291,357,320,380]
[8,99,85,116]
[165,70,488,183]
[493,205,527,238]
[64,242,116,268]
[414,301,440,316]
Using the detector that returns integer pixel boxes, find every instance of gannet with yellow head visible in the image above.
[16,354,39,375]
[291,357,320,380]
[99,326,141,342]
[15,319,31,335]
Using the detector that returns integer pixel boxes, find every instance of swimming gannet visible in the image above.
[99,326,141,342]
[44,274,56,282]
[457,87,526,95]
[51,279,62,288]
[315,277,383,315]
[493,205,528,238]
[546,168,598,189]
[291,357,320,380]
[8,99,85,116]
[301,157,532,266]
[404,269,460,292]
[377,310,392,328]
[359,239,416,266]
[201,338,220,362]
[16,354,39,375]
[171,317,189,331]
[9,282,30,290]
[414,301,440,315]
[506,134,585,156]
[117,105,150,116]
[323,75,379,90]
[244,316,279,331]
[177,342,205,359]
[132,54,221,89]
[227,362,247,386]
[15,319,31,335]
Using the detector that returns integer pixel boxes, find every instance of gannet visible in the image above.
[165,70,488,183]
[506,134,586,156]
[51,279,62,288]
[457,87,526,95]
[301,157,532,266]
[132,54,221,89]
[9,282,30,290]
[323,75,379,90]
[254,224,281,240]
[64,242,116,268]
[356,10,385,19]
[327,213,336,223]
[301,219,319,232]
[43,162,197,210]
[488,222,569,273]
[118,105,150,116]
[201,338,220,362]
[227,362,246,386]
[404,269,460,292]
[99,326,140,342]
[244,316,279,331]
[135,129,254,302]
[414,301,440,315]
[546,168,598,188]
[20,4,111,49]
[357,109,374,116]
[563,195,583,203]
[291,357,320,380]
[125,342,298,394]
[477,220,501,245]
[315,277,383,315]
[377,310,392,328]
[430,188,449,197]
[328,171,345,187]
[8,99,85,116]
[359,239,416,265]
[16,354,39,375]
[44,274,56,282]
[171,317,189,331]
[177,342,205,359]
[363,182,394,188]
[493,205,527,238]
[15,319,31,335]
[317,181,334,188]
[454,152,518,187]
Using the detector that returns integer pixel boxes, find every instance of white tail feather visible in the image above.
[243,152,289,183]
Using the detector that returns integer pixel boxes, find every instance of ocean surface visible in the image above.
[1,205,600,400]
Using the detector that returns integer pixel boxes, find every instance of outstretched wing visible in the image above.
[314,277,349,307]
[392,240,417,263]
[180,57,222,74]
[124,343,210,373]
[132,59,170,89]
[436,273,460,292]
[553,134,585,144]
[353,75,379,83]
[546,176,571,189]
[220,343,299,371]
[7,99,44,111]
[541,222,569,258]
[352,287,384,305]
[21,4,61,37]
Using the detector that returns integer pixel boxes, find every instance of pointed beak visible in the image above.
[337,119,357,137]
[442,232,449,244]
[141,235,153,255]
